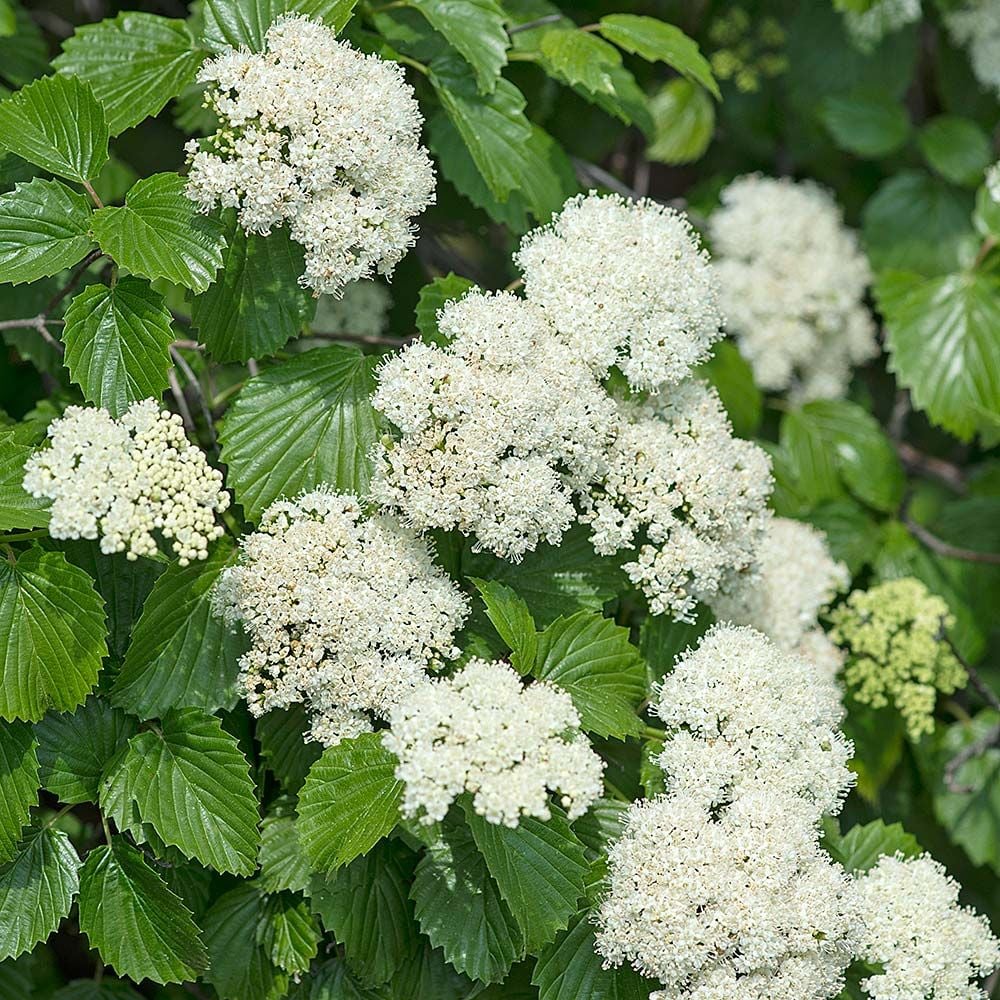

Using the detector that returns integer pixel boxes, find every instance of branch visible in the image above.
[508,12,563,34]
[947,637,1000,714]
[897,441,967,494]
[944,721,1000,794]
[0,315,65,353]
[170,345,216,451]
[901,491,1000,565]
[311,329,410,349]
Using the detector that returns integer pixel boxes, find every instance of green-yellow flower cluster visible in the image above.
[827,578,965,740]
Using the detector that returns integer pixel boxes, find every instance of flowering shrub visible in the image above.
[0,1,999,998]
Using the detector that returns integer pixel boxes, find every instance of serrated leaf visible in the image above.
[53,13,204,135]
[62,277,174,417]
[0,4,46,88]
[875,269,1000,442]
[258,809,311,894]
[534,612,645,739]
[0,720,37,861]
[202,0,360,51]
[35,696,136,805]
[383,940,476,999]
[823,819,920,873]
[202,884,289,1000]
[219,344,380,521]
[411,822,524,983]
[0,74,109,182]
[572,798,628,858]
[0,178,94,284]
[0,429,49,531]
[918,115,992,188]
[0,827,80,961]
[110,540,245,719]
[298,732,402,873]
[78,838,208,984]
[646,78,714,165]
[90,173,226,293]
[471,578,537,673]
[258,704,321,794]
[464,805,588,952]
[410,0,507,93]
[192,211,313,362]
[288,958,384,999]
[0,547,108,723]
[415,273,475,346]
[598,14,718,98]
[819,90,910,158]
[259,892,320,975]
[116,707,260,874]
[308,838,419,984]
[532,912,650,1000]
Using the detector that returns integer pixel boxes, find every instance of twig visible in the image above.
[45,249,103,315]
[167,369,195,433]
[0,315,65,353]
[897,442,967,494]
[312,330,409,348]
[944,721,1000,794]
[170,345,217,450]
[947,637,1000,714]
[247,358,260,377]
[508,12,563,33]
[901,491,1000,565]
[572,157,637,198]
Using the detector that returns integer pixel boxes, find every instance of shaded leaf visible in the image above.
[918,115,993,188]
[823,818,920,874]
[415,273,475,346]
[820,90,910,158]
[410,0,507,93]
[0,719,37,861]
[471,578,537,673]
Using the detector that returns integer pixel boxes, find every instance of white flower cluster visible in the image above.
[710,516,848,680]
[383,658,604,827]
[371,290,617,561]
[584,383,772,621]
[514,192,723,391]
[855,854,1000,1000]
[185,15,435,296]
[946,1,1000,98]
[213,489,468,746]
[841,0,921,51]
[23,400,228,564]
[653,624,854,814]
[710,175,877,402]
[596,625,859,1000]
[313,279,392,340]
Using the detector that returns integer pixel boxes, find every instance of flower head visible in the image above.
[946,1,1000,99]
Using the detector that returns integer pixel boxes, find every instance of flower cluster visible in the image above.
[383,658,604,827]
[711,516,848,680]
[946,0,1000,99]
[23,401,228,564]
[514,192,722,391]
[185,15,435,296]
[371,290,616,561]
[840,0,921,51]
[710,175,877,402]
[583,383,772,621]
[212,489,468,746]
[313,279,392,340]
[653,624,855,813]
[855,854,1000,1000]
[827,577,965,740]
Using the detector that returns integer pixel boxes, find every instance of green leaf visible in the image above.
[571,798,628,858]
[258,810,311,894]
[410,0,507,93]
[876,269,1000,442]
[415,273,475,346]
[862,170,975,277]
[534,612,645,739]
[192,211,313,362]
[298,732,402,873]
[62,277,174,417]
[0,429,49,532]
[202,884,289,1000]
[918,115,993,188]
[90,173,226,293]
[694,339,761,438]
[34,696,136,805]
[78,838,208,984]
[646,78,714,165]
[110,540,245,719]
[598,14,719,98]
[114,708,259,874]
[819,90,910,158]
[259,893,320,975]
[50,981,144,1000]
[411,822,524,983]
[532,912,650,1000]
[202,0,360,51]
[219,344,380,522]
[0,74,109,182]
[823,818,920,873]
[257,704,321,794]
[0,720,37,861]
[0,178,94,285]
[470,578,537,673]
[638,604,713,686]
[383,940,476,999]
[53,14,204,134]
[308,838,419,984]
[0,827,80,961]
[0,547,108,723]
[288,958,384,999]
[464,805,588,952]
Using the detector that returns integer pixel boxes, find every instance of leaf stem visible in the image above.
[641,724,666,742]
[0,529,48,543]
[82,179,104,209]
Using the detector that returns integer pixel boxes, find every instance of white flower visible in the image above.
[855,853,1000,1000]
[841,0,921,51]
[213,488,468,746]
[594,789,860,1000]
[710,516,849,655]
[383,658,604,827]
[185,15,435,295]
[581,381,772,621]
[371,289,616,561]
[312,279,392,339]
[946,1,1000,98]
[515,192,723,391]
[987,162,1000,203]
[23,401,228,565]
[653,624,854,815]
[710,175,877,402]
